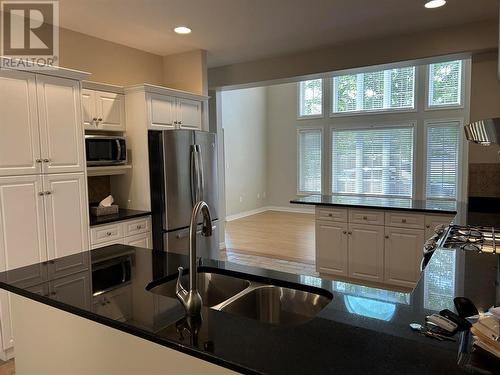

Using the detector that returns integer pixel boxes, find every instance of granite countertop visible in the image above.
[89,208,151,226]
[1,232,498,374]
[290,194,459,214]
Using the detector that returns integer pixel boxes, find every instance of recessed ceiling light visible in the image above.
[174,26,192,34]
[425,0,446,8]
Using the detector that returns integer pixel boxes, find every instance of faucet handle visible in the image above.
[176,267,188,300]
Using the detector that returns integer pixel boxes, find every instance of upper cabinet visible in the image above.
[0,70,86,176]
[147,93,203,130]
[82,87,126,132]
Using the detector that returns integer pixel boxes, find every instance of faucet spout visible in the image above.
[175,200,213,316]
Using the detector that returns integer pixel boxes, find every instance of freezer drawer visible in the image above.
[163,220,219,260]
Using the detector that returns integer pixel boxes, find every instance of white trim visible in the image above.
[125,83,210,101]
[225,205,315,222]
[82,81,125,94]
[297,79,324,119]
[225,206,269,222]
[425,59,466,111]
[0,56,90,81]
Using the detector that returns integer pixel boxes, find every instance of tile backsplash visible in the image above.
[468,163,500,198]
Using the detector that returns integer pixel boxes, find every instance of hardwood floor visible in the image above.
[0,359,14,375]
[225,210,315,264]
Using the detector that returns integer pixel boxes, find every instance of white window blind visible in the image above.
[299,79,323,117]
[298,129,322,193]
[425,122,460,199]
[332,67,415,113]
[332,127,414,197]
[429,60,462,107]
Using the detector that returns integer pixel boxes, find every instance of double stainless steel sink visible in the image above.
[147,268,332,326]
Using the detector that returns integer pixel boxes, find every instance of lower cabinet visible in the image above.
[315,207,453,289]
[384,227,424,288]
[90,216,152,250]
[93,285,132,322]
[348,224,384,282]
[315,221,348,276]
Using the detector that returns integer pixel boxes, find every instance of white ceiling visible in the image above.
[59,0,498,68]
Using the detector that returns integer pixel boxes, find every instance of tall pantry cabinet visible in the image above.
[0,66,91,359]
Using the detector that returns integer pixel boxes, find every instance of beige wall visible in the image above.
[222,87,268,216]
[208,20,497,89]
[469,51,500,164]
[59,28,165,86]
[163,50,208,95]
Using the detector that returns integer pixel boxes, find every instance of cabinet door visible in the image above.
[316,220,348,276]
[0,175,47,270]
[37,75,84,173]
[82,89,97,130]
[95,91,126,131]
[43,173,89,260]
[147,93,176,129]
[50,272,91,310]
[93,286,132,321]
[177,98,202,130]
[384,227,424,288]
[124,232,152,249]
[0,70,42,176]
[348,224,384,282]
[425,215,453,240]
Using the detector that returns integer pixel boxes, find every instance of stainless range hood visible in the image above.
[464,118,500,146]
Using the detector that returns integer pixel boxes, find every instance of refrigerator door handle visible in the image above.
[190,145,202,204]
[197,146,205,202]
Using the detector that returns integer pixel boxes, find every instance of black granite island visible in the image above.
[0,238,498,374]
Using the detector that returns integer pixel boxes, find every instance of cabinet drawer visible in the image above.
[91,239,123,250]
[385,212,424,229]
[91,223,123,245]
[315,207,348,222]
[349,209,384,225]
[123,216,151,237]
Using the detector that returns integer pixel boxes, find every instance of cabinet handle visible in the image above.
[385,235,389,239]
[401,219,407,223]
[362,216,368,220]
[342,231,347,234]
[136,225,142,229]
[106,232,112,236]
[328,213,333,217]
[43,159,50,163]
[178,121,182,125]
[44,191,52,195]
[35,159,42,163]
[98,118,103,122]
[173,121,178,125]
[38,192,45,196]
[348,231,352,235]
[426,224,430,228]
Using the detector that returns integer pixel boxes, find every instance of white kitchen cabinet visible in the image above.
[51,272,91,310]
[0,70,41,176]
[36,75,85,174]
[43,173,89,260]
[177,98,202,129]
[82,88,126,131]
[384,227,425,288]
[93,285,132,321]
[124,232,152,249]
[0,175,47,270]
[315,221,348,276]
[148,93,176,130]
[90,216,152,250]
[348,223,385,282]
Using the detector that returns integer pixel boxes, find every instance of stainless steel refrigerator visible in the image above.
[148,130,219,259]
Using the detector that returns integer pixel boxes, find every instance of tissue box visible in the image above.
[90,205,119,217]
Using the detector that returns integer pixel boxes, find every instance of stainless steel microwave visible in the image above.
[85,135,127,166]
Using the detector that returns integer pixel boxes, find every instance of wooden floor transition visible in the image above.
[225,210,315,264]
[0,359,14,375]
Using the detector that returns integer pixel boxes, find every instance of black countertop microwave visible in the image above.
[85,135,127,166]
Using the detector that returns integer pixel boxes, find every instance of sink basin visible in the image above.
[219,285,332,326]
[147,270,250,307]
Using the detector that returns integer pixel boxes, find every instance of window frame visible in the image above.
[330,67,418,117]
[329,121,417,199]
[423,118,464,201]
[297,79,325,120]
[425,60,466,111]
[296,126,324,195]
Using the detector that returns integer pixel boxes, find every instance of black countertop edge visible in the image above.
[290,196,458,214]
[0,281,262,375]
[89,209,151,227]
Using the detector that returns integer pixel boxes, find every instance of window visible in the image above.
[298,129,322,193]
[425,121,460,200]
[428,60,462,107]
[331,127,414,197]
[298,79,323,117]
[332,67,415,113]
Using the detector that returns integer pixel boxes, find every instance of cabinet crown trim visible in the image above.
[1,57,90,81]
[125,84,209,101]
[82,81,125,94]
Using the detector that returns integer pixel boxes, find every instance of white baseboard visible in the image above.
[225,205,314,222]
